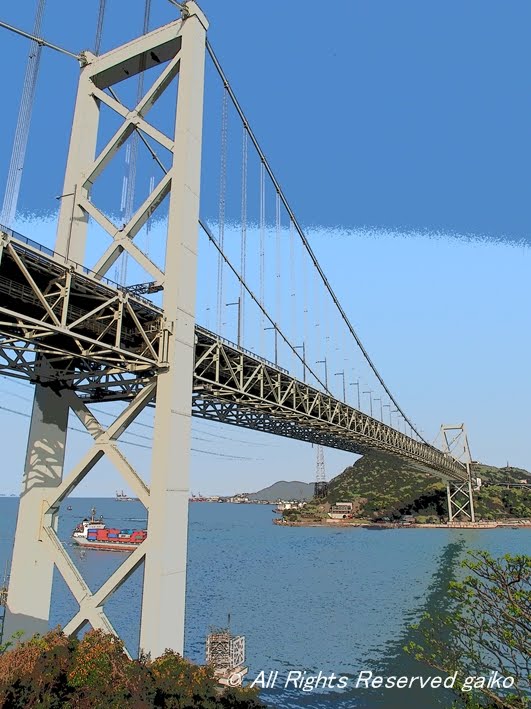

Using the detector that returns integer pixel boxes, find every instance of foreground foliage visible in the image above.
[407,551,530,708]
[0,628,265,708]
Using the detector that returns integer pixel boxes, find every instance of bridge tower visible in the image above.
[3,3,208,658]
[441,424,476,523]
[314,445,328,498]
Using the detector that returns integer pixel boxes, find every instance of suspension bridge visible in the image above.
[0,0,477,658]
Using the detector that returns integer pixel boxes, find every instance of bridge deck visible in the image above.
[0,229,466,482]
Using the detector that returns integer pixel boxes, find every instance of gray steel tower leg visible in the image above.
[3,379,68,641]
[446,479,476,523]
[139,8,207,659]
[467,470,476,522]
[446,482,453,522]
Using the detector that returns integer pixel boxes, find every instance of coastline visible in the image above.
[274,518,531,530]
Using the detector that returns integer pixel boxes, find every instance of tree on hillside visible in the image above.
[407,551,530,708]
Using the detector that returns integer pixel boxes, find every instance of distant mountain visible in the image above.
[248,480,314,501]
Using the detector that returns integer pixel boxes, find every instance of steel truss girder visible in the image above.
[193,329,467,482]
[0,227,472,485]
[0,321,468,482]
[0,340,157,396]
[0,232,164,373]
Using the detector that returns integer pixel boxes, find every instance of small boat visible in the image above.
[67,505,72,511]
[115,490,138,502]
[72,508,146,552]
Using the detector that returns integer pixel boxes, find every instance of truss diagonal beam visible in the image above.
[193,328,467,481]
[7,243,61,326]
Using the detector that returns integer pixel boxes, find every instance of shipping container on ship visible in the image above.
[72,508,147,552]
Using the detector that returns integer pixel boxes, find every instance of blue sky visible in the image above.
[0,1,529,496]
[2,1,530,242]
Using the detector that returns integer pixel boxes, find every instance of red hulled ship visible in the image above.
[72,508,147,552]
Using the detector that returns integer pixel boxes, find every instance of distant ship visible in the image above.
[189,492,207,502]
[72,508,146,552]
[115,490,138,502]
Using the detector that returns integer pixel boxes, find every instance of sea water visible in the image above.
[0,498,529,708]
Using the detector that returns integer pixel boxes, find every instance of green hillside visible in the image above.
[326,454,445,519]
[323,454,531,521]
[471,463,529,485]
[472,486,530,520]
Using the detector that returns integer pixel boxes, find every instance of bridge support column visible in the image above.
[138,6,207,658]
[446,470,476,523]
[3,378,68,642]
[440,425,476,523]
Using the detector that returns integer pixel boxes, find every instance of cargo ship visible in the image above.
[72,508,147,552]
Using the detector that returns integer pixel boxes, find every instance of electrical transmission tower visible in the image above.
[314,445,328,498]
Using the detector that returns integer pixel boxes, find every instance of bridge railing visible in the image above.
[0,226,160,310]
[195,324,289,376]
